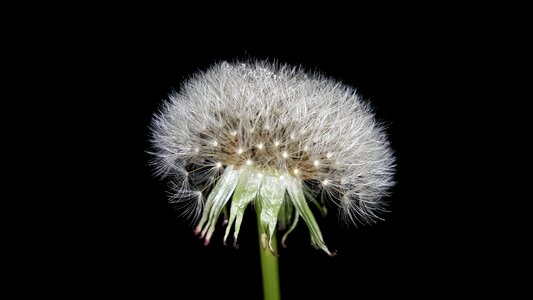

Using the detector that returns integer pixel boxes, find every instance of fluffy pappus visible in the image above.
[150,60,395,254]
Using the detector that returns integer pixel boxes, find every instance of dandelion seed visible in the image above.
[150,60,395,256]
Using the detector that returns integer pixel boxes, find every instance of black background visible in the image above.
[27,13,522,298]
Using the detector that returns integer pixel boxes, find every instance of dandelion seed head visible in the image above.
[150,60,396,250]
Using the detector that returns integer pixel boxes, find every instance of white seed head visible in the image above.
[150,60,396,238]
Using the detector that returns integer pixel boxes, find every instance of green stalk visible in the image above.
[257,208,281,300]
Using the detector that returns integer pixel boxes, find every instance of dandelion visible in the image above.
[150,61,395,299]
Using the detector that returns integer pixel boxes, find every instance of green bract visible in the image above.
[195,166,334,256]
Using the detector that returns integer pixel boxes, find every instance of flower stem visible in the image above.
[257,208,281,300]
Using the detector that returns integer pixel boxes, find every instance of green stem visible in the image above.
[257,208,281,300]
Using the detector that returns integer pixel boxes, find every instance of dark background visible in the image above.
[28,15,521,298]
